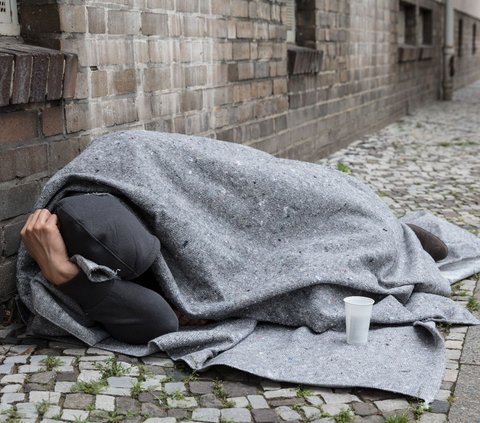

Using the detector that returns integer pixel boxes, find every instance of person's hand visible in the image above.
[20,209,79,285]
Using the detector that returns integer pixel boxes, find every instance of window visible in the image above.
[0,0,19,36]
[286,0,296,43]
[473,23,477,55]
[419,8,433,45]
[458,19,463,57]
[398,2,416,45]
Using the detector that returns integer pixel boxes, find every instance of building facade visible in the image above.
[0,0,479,305]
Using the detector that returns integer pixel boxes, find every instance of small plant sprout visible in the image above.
[337,162,352,174]
[35,400,50,416]
[95,357,129,379]
[71,380,106,395]
[1,406,22,423]
[40,355,64,371]
[467,296,479,312]
[410,401,431,420]
[130,381,143,398]
[296,385,313,398]
[333,408,354,423]
[384,415,410,423]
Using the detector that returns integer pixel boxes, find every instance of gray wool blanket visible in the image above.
[16,130,480,402]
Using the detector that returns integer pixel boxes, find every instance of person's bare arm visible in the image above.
[20,209,79,286]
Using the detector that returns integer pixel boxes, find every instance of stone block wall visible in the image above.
[0,0,480,304]
[454,10,480,89]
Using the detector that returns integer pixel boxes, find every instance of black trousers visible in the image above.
[55,193,179,344]
[58,268,179,344]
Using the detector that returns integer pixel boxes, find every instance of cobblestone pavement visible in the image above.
[0,81,479,423]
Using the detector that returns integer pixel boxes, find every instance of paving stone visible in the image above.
[429,400,449,414]
[16,402,38,418]
[320,392,360,404]
[141,402,167,417]
[251,408,279,422]
[116,396,141,414]
[263,388,297,399]
[223,381,258,397]
[247,394,269,409]
[29,391,61,404]
[77,370,102,382]
[54,381,75,392]
[95,394,115,411]
[230,396,249,407]
[56,372,77,382]
[63,348,86,356]
[302,405,322,419]
[269,397,306,408]
[43,405,62,419]
[164,381,186,393]
[189,381,214,394]
[17,365,45,373]
[143,418,176,423]
[1,392,25,403]
[374,398,410,412]
[61,409,89,421]
[63,393,94,409]
[86,347,115,355]
[166,396,198,408]
[220,407,252,422]
[79,355,112,362]
[191,407,221,422]
[3,356,28,364]
[142,375,166,390]
[418,414,447,423]
[102,386,131,396]
[260,380,282,391]
[448,363,480,423]
[30,371,55,384]
[0,363,15,374]
[305,395,324,406]
[351,401,378,416]
[141,357,175,367]
[1,374,26,384]
[138,391,156,402]
[167,408,189,419]
[353,416,384,423]
[1,384,22,393]
[107,376,137,388]
[274,405,301,421]
[322,403,350,415]
[199,393,223,407]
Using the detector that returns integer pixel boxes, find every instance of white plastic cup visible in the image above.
[344,296,375,345]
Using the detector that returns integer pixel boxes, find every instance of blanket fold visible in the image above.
[16,130,480,402]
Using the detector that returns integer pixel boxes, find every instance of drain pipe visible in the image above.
[443,0,454,100]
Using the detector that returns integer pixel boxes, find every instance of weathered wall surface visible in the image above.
[0,0,480,303]
[454,9,480,89]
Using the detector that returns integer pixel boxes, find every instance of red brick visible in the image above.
[0,150,15,182]
[65,103,89,133]
[15,144,48,178]
[112,69,137,94]
[63,53,78,98]
[48,138,80,171]
[88,7,106,34]
[9,51,33,104]
[0,181,41,221]
[141,13,168,36]
[0,53,13,106]
[91,70,108,97]
[42,107,65,136]
[0,111,38,145]
[47,51,64,100]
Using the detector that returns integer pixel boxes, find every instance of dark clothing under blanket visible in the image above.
[55,194,179,344]
[15,130,480,402]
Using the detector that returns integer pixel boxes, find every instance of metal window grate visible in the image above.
[0,0,12,24]
[286,0,296,43]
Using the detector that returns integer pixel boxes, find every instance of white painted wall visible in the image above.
[454,0,480,20]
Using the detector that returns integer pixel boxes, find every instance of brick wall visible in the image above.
[1,0,480,303]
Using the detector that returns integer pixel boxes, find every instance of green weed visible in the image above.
[467,296,479,312]
[410,401,430,420]
[70,379,107,395]
[337,162,352,174]
[95,357,129,379]
[40,355,64,371]
[35,399,50,416]
[384,415,410,423]
[296,385,313,398]
[334,408,354,423]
